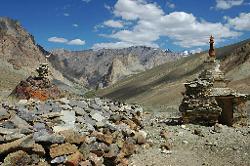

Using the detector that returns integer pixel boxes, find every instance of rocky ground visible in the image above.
[0,97,146,166]
[129,110,250,166]
[0,96,249,166]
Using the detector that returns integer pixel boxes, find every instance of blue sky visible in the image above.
[0,0,250,52]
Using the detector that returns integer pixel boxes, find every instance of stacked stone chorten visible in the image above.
[179,36,248,126]
[11,63,61,101]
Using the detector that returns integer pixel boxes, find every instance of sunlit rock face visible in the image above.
[50,46,181,88]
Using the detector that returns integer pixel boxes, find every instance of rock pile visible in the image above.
[0,97,146,165]
[11,63,61,101]
[179,72,222,125]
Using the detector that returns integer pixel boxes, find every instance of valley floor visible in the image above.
[129,110,250,166]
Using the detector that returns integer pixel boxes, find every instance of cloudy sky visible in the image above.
[1,0,250,52]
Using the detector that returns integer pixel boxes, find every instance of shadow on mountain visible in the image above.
[103,63,203,100]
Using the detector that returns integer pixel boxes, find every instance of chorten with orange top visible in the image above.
[179,35,248,126]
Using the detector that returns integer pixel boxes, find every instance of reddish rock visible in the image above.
[79,160,92,166]
[89,153,104,166]
[160,129,169,140]
[123,119,137,130]
[32,143,46,156]
[0,134,34,155]
[65,151,84,166]
[59,130,86,144]
[121,141,136,157]
[134,130,147,145]
[92,131,113,145]
[50,143,78,158]
[3,150,31,166]
[118,158,129,166]
[12,74,61,101]
[160,141,172,150]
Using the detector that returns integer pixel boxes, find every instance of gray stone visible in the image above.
[91,113,105,122]
[109,114,122,122]
[96,121,105,128]
[0,108,10,121]
[53,110,75,132]
[59,98,70,105]
[104,144,119,158]
[84,114,96,126]
[89,104,101,110]
[33,130,64,143]
[0,135,4,142]
[33,123,46,131]
[0,134,34,155]
[41,112,61,118]
[60,104,72,110]
[79,143,90,159]
[86,123,95,131]
[77,100,89,109]
[10,115,32,129]
[0,127,19,135]
[50,102,61,112]
[35,104,51,114]
[51,156,67,164]
[76,116,86,123]
[1,121,15,129]
[4,133,26,142]
[74,106,86,116]
[17,108,36,122]
[94,98,103,106]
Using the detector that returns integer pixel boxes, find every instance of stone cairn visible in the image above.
[36,63,49,79]
[179,35,248,125]
[11,63,61,101]
[179,71,222,125]
[179,36,223,125]
[0,97,147,165]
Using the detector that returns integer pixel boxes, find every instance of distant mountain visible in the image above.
[97,38,250,111]
[0,17,70,98]
[0,17,48,70]
[49,46,181,88]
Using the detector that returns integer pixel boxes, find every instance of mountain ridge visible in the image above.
[97,38,250,111]
[0,17,71,99]
[49,45,181,88]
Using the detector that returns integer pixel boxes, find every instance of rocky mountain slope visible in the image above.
[0,17,71,99]
[97,39,250,111]
[49,47,181,88]
[0,17,47,70]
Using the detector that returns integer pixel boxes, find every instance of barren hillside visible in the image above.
[97,39,250,110]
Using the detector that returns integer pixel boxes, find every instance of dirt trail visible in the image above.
[129,111,250,166]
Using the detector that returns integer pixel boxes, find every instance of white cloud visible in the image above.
[93,0,240,49]
[73,24,79,27]
[215,0,244,10]
[67,39,85,45]
[48,37,68,43]
[92,41,158,50]
[92,42,133,50]
[48,37,85,45]
[82,0,91,3]
[166,1,175,9]
[104,4,112,11]
[103,20,124,28]
[113,0,164,20]
[225,13,250,30]
[190,48,203,54]
[64,13,70,16]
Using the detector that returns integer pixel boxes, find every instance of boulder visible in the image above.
[49,143,78,158]
[3,150,31,166]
